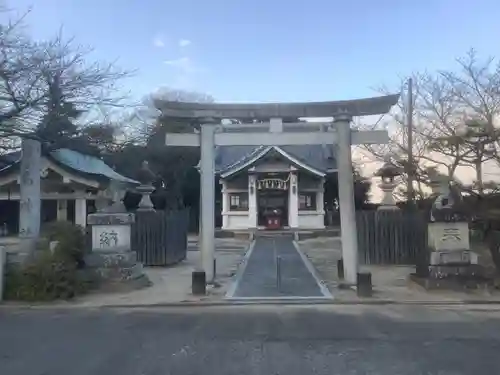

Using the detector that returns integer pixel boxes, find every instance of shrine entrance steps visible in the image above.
[215,227,341,241]
[225,234,332,300]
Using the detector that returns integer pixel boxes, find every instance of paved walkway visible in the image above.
[228,235,330,299]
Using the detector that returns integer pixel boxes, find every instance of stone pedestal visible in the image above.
[411,221,487,290]
[377,181,399,210]
[427,221,477,266]
[137,185,155,211]
[85,212,150,288]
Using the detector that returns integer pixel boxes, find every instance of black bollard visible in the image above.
[415,262,430,277]
[357,272,372,297]
[192,270,206,295]
[337,259,344,280]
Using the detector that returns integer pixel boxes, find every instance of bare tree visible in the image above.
[361,49,500,199]
[124,87,215,145]
[438,50,500,193]
[0,10,131,151]
[0,10,44,136]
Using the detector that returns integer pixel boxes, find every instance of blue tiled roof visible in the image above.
[0,148,139,185]
[50,149,139,185]
[0,151,20,171]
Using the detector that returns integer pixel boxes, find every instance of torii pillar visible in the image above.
[335,113,359,284]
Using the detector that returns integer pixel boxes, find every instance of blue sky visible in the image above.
[12,0,500,103]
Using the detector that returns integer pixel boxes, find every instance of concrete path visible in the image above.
[228,235,330,299]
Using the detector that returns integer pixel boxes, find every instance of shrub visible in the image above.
[4,250,96,301]
[4,221,97,301]
[41,221,88,268]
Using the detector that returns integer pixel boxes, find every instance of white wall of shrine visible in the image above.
[220,165,326,230]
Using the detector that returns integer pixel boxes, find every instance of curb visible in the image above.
[3,298,500,310]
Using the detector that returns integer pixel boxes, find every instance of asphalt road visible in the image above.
[1,304,500,375]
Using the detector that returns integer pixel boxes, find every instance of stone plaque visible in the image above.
[428,222,469,252]
[92,225,131,252]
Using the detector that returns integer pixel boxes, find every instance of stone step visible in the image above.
[96,262,145,282]
[84,251,138,268]
[295,230,341,240]
[97,274,152,293]
[188,244,249,251]
[215,231,253,240]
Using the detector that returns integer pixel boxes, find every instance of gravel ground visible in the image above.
[70,238,250,307]
[298,237,500,302]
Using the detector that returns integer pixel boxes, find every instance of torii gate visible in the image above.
[163,95,399,285]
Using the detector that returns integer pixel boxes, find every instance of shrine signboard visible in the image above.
[257,178,288,190]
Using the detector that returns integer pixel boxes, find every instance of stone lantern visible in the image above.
[136,161,157,211]
[375,159,402,210]
[426,168,458,222]
[100,181,128,213]
[427,168,449,196]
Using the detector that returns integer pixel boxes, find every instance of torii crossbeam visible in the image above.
[163,94,399,288]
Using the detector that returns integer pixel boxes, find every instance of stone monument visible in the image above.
[85,183,150,290]
[427,174,478,266]
[19,138,42,255]
[412,171,484,289]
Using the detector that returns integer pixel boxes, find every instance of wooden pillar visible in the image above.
[288,171,298,228]
[57,199,67,221]
[248,174,257,228]
[74,198,87,227]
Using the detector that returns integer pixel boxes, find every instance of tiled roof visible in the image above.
[214,124,337,176]
[51,149,139,184]
[0,148,139,185]
[215,145,337,175]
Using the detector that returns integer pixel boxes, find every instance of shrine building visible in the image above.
[0,147,139,236]
[215,123,336,230]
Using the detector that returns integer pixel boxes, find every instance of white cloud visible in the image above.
[164,57,205,88]
[164,57,191,69]
[153,35,165,48]
[164,57,205,74]
[178,39,192,47]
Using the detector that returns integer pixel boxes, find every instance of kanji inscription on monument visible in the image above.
[19,138,41,246]
[428,222,469,252]
[92,225,130,251]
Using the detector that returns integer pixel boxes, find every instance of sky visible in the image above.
[9,0,500,201]
[11,0,500,104]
